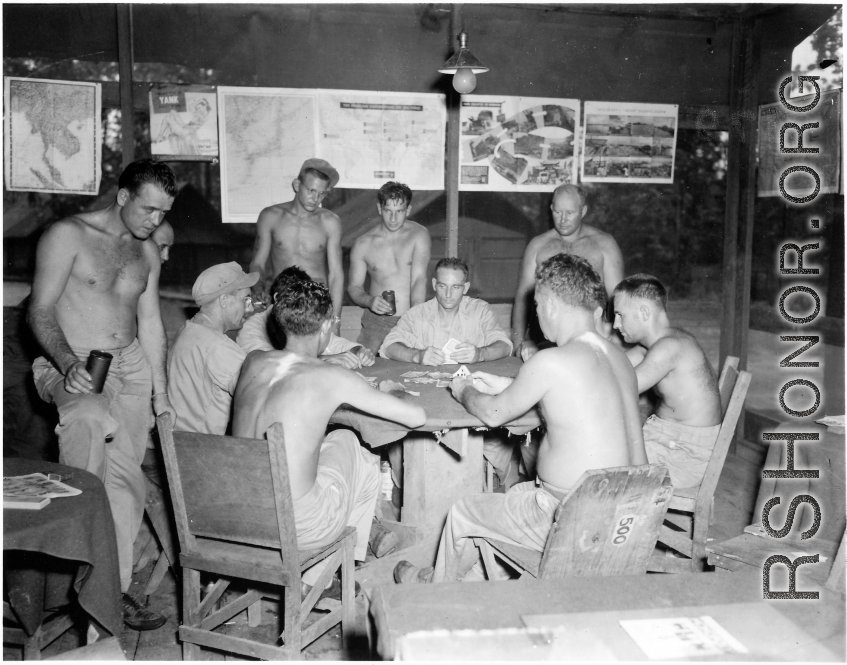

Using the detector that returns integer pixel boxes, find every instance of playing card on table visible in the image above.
[427,371,453,380]
[436,380,451,388]
[453,365,471,379]
[401,371,427,378]
[441,338,461,364]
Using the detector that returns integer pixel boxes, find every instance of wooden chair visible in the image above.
[3,602,76,660]
[474,464,673,580]
[155,413,357,660]
[647,356,752,573]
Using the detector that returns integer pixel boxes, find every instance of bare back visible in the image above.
[33,212,156,350]
[643,329,721,427]
[233,352,344,499]
[349,221,430,314]
[233,349,425,500]
[255,203,340,284]
[534,334,645,488]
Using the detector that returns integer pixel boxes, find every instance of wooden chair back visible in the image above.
[156,414,300,565]
[718,356,740,418]
[694,358,752,508]
[538,464,673,579]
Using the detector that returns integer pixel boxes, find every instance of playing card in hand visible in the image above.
[441,338,461,365]
[453,365,471,379]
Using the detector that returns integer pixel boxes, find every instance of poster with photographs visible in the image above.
[757,90,841,198]
[459,95,580,191]
[150,84,218,160]
[581,101,678,183]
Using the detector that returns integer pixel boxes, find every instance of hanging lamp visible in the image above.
[438,31,489,94]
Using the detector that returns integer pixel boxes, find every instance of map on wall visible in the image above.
[217,86,318,224]
[757,90,841,198]
[581,101,678,184]
[458,95,580,191]
[317,90,446,190]
[4,77,102,195]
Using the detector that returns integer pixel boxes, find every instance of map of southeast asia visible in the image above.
[217,87,318,224]
[4,77,102,195]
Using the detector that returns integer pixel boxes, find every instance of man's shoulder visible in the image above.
[318,207,342,229]
[41,212,102,242]
[644,332,686,361]
[581,223,620,248]
[406,298,437,315]
[404,220,430,239]
[529,229,558,247]
[461,296,494,314]
[257,202,291,225]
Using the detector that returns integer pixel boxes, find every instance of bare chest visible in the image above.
[365,237,414,276]
[74,238,149,296]
[536,237,604,273]
[272,219,327,259]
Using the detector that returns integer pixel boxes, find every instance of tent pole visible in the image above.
[445,4,462,258]
[117,4,136,168]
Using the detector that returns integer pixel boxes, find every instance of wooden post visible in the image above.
[117,4,135,168]
[719,17,761,373]
[719,17,760,454]
[445,4,461,258]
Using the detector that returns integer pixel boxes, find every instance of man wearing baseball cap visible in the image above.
[249,158,344,333]
[167,262,258,435]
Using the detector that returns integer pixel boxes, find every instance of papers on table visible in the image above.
[619,616,748,659]
[4,473,82,510]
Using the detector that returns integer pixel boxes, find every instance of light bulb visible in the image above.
[452,69,476,94]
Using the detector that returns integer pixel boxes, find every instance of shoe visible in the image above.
[123,593,167,631]
[301,577,362,612]
[393,561,433,584]
[369,518,399,558]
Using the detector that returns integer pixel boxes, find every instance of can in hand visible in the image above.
[85,350,113,394]
[382,290,396,316]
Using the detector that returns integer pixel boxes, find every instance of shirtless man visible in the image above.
[28,159,175,630]
[249,158,343,328]
[151,220,174,263]
[613,274,721,489]
[512,184,624,361]
[395,253,645,584]
[233,277,426,592]
[348,181,431,354]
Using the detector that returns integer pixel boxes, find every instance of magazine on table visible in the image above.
[4,473,82,510]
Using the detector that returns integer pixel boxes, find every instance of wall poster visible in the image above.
[4,77,102,195]
[458,95,580,191]
[149,84,218,161]
[581,101,678,184]
[217,86,318,224]
[317,89,446,190]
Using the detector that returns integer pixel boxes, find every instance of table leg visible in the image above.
[401,429,484,538]
[356,430,484,587]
